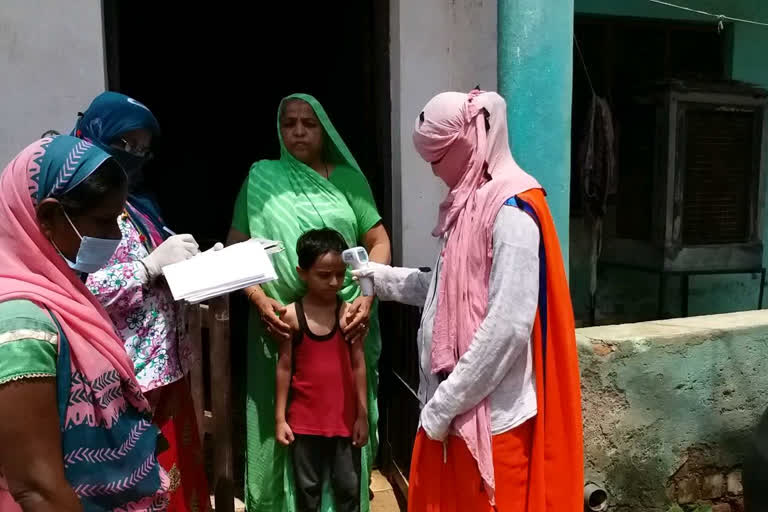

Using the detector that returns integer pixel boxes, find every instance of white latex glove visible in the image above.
[203,242,224,254]
[350,261,390,285]
[353,263,431,306]
[142,234,199,279]
[420,400,450,442]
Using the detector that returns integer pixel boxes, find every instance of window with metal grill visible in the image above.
[682,108,755,245]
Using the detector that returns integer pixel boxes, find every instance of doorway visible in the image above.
[102,0,393,500]
[103,2,391,244]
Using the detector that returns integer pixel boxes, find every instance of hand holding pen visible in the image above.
[141,231,200,279]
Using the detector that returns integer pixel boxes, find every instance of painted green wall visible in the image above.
[572,0,768,324]
[499,0,575,265]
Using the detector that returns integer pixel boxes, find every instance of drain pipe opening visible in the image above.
[584,482,608,511]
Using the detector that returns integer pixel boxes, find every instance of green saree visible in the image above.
[231,94,382,512]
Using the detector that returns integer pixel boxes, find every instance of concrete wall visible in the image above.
[579,310,768,511]
[571,0,768,324]
[389,0,497,266]
[0,0,105,168]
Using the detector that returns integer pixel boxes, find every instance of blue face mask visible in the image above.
[59,209,121,274]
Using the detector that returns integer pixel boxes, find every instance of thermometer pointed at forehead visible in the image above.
[342,247,369,267]
[343,247,374,296]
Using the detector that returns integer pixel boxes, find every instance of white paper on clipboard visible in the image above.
[162,239,278,303]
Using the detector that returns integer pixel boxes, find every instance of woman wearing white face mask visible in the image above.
[0,135,169,511]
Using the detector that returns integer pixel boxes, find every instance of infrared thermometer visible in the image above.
[342,247,374,297]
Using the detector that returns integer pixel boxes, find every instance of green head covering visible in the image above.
[278,93,362,173]
[246,94,367,302]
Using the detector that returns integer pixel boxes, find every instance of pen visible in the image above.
[163,226,177,236]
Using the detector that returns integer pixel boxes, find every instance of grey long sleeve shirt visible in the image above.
[374,204,539,439]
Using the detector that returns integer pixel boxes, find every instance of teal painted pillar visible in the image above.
[498,0,574,266]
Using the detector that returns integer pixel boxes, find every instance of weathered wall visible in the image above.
[579,310,768,511]
[0,0,105,168]
[389,0,497,266]
[571,0,768,324]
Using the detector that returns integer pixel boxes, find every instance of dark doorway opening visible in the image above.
[103,0,392,500]
[103,2,391,246]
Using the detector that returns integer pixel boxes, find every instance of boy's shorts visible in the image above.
[292,434,361,512]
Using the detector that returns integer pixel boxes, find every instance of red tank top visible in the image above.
[287,299,357,438]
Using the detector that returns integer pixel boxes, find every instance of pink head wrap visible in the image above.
[413,90,541,503]
[0,139,151,424]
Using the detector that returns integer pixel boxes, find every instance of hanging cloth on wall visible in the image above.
[576,94,616,325]
[578,94,616,218]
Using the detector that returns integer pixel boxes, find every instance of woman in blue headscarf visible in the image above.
[74,92,210,512]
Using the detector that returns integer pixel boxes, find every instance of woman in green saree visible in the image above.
[227,94,390,511]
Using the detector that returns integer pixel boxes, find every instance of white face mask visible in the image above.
[58,208,121,274]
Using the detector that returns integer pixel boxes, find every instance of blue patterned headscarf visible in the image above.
[73,92,166,240]
[34,135,113,205]
[72,92,160,150]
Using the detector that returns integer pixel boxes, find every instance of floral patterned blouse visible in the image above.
[86,211,191,392]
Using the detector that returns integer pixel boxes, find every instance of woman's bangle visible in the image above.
[245,287,259,303]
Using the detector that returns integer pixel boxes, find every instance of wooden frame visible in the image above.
[100,0,120,91]
[187,296,234,512]
[379,303,422,506]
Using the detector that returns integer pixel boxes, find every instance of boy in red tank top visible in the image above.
[275,228,369,512]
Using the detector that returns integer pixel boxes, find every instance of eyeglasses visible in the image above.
[113,138,152,158]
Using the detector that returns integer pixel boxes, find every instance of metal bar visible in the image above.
[392,371,421,403]
[760,268,766,309]
[601,261,764,276]
[675,269,765,276]
[210,296,233,512]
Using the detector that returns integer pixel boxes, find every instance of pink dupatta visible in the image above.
[412,91,541,502]
[0,139,149,422]
[0,139,165,510]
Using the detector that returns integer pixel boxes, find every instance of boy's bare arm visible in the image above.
[350,340,368,415]
[349,337,369,447]
[344,299,368,411]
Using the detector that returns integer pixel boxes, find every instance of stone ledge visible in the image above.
[577,310,768,349]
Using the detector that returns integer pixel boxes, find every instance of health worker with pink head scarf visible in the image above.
[354,90,583,512]
[0,136,169,512]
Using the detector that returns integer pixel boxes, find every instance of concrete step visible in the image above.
[370,470,403,512]
[209,471,402,511]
